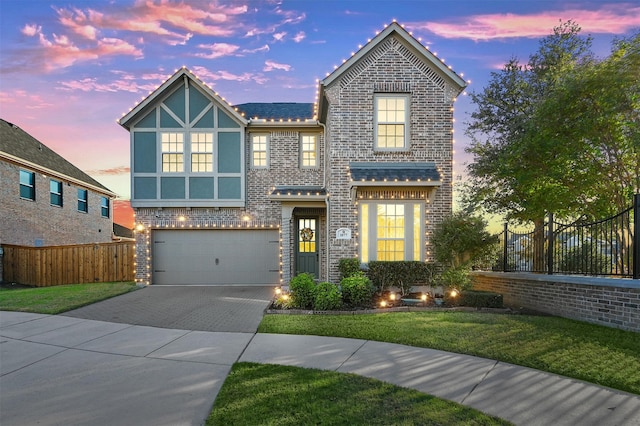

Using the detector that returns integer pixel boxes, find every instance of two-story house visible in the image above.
[119,22,466,286]
[0,119,116,247]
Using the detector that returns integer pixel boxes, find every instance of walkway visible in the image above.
[1,311,639,425]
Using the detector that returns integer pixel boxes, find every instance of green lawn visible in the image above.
[0,282,138,314]
[208,363,511,426]
[258,312,640,395]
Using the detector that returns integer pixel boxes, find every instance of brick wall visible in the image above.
[0,160,113,247]
[472,271,640,333]
[324,34,456,282]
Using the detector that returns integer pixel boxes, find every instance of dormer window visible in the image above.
[374,94,409,151]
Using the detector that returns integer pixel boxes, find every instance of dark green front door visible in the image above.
[296,217,319,277]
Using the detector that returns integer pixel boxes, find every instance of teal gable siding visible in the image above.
[189,177,214,199]
[137,110,156,128]
[164,84,186,123]
[218,108,240,128]
[160,109,181,128]
[218,132,241,173]
[193,110,214,128]
[127,71,246,208]
[189,86,210,124]
[134,177,157,199]
[218,177,241,199]
[133,132,156,173]
[161,177,185,199]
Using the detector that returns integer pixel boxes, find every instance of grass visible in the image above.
[208,362,512,426]
[258,311,640,395]
[0,282,138,314]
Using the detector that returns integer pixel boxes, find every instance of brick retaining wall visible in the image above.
[472,272,640,333]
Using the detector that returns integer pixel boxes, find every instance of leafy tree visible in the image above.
[464,22,639,270]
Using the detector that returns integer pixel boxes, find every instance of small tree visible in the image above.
[432,212,497,290]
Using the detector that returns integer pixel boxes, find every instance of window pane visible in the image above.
[50,179,62,207]
[301,135,317,167]
[20,170,35,200]
[414,204,421,261]
[361,204,369,263]
[101,197,110,218]
[252,135,268,167]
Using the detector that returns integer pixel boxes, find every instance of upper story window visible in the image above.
[374,94,409,150]
[161,132,184,172]
[50,179,63,207]
[100,196,110,218]
[251,134,269,168]
[78,189,88,213]
[190,132,213,172]
[300,134,318,168]
[19,170,35,200]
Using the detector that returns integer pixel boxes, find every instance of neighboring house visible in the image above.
[0,119,116,247]
[119,22,466,286]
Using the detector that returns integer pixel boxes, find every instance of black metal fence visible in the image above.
[496,194,639,279]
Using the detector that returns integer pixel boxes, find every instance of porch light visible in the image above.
[450,290,459,298]
[389,292,396,301]
[379,300,387,308]
[275,287,282,295]
[135,223,145,232]
[421,294,427,301]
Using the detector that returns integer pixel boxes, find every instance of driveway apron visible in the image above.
[62,285,274,333]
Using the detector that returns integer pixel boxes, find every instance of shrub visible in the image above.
[289,273,316,309]
[314,282,342,311]
[338,258,361,279]
[367,261,434,295]
[437,265,472,291]
[340,275,374,307]
[449,290,503,308]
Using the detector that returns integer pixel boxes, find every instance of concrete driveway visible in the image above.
[62,285,274,332]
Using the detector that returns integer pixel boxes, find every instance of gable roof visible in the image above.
[318,22,467,121]
[322,22,466,89]
[235,103,314,120]
[0,118,115,196]
[118,66,248,130]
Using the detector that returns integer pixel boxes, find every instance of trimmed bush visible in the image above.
[448,290,503,308]
[314,282,342,311]
[289,273,316,309]
[367,261,435,295]
[338,258,361,279]
[340,275,374,307]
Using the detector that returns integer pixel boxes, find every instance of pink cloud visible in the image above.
[264,60,292,72]
[243,44,270,54]
[194,42,240,59]
[21,24,41,36]
[0,90,55,109]
[272,31,287,42]
[293,31,306,43]
[85,166,131,175]
[56,7,98,40]
[408,4,640,41]
[191,65,268,85]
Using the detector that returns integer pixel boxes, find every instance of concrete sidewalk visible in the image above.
[1,312,639,426]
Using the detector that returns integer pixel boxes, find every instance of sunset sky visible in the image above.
[1,0,638,227]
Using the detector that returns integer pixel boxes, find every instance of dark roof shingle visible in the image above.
[349,162,441,183]
[234,103,314,120]
[0,118,112,193]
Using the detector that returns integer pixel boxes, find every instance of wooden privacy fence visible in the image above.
[1,242,135,286]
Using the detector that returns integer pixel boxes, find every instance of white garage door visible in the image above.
[152,229,279,285]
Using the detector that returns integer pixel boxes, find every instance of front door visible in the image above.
[296,217,319,277]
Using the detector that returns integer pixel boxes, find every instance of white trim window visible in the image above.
[300,134,318,168]
[360,201,422,262]
[20,169,35,200]
[374,94,409,150]
[161,132,184,172]
[190,132,213,172]
[251,134,269,168]
[50,179,63,207]
[77,189,88,212]
[100,196,110,218]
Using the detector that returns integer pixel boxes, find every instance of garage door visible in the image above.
[152,229,279,285]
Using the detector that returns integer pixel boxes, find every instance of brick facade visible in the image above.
[126,23,464,285]
[0,160,114,247]
[472,272,640,333]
